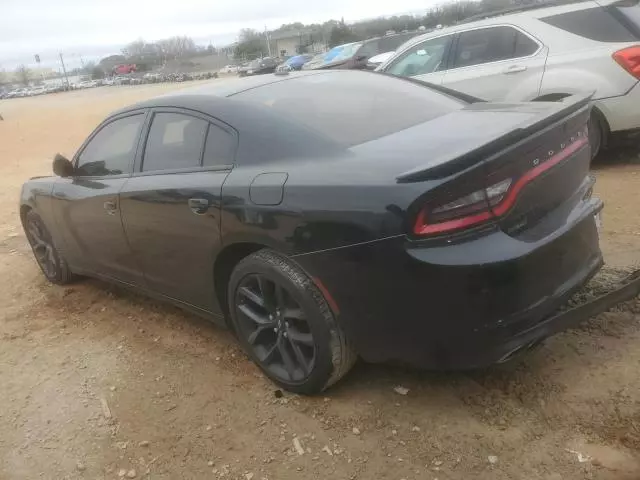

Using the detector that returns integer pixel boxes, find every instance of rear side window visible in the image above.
[143,113,208,172]
[453,26,539,69]
[76,114,144,176]
[203,124,236,167]
[232,71,465,146]
[541,6,639,42]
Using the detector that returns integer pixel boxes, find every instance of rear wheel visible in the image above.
[24,210,75,285]
[588,112,604,161]
[228,249,356,394]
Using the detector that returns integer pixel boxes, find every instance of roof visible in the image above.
[396,0,597,50]
[165,70,333,99]
[112,70,339,118]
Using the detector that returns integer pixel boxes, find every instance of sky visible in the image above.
[1,0,441,71]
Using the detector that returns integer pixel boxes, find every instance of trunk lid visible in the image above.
[373,94,593,238]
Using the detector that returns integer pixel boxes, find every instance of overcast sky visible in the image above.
[1,0,440,70]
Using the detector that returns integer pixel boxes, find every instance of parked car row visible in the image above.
[1,83,71,99]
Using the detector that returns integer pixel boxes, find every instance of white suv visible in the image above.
[378,0,640,156]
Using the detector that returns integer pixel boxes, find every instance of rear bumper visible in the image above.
[595,81,640,133]
[294,199,604,370]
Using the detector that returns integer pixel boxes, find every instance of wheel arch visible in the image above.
[532,93,611,147]
[19,204,33,227]
[213,242,268,321]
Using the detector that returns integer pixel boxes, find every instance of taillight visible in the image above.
[413,128,589,236]
[613,46,640,79]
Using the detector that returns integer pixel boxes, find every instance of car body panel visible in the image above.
[120,170,230,311]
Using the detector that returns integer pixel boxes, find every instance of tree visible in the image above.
[234,28,266,59]
[157,36,196,58]
[82,61,105,80]
[99,54,126,71]
[328,21,358,47]
[122,38,146,57]
[15,65,30,86]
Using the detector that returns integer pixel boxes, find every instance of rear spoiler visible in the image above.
[397,93,594,183]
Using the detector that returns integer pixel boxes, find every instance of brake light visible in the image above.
[613,46,640,79]
[413,129,589,236]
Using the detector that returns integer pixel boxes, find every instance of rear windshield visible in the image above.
[232,71,465,146]
[541,4,640,41]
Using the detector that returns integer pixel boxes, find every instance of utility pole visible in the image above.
[59,53,70,89]
[265,26,272,57]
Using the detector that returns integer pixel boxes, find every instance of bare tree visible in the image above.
[122,39,146,57]
[15,65,30,86]
[157,36,196,58]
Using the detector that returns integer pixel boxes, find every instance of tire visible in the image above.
[24,210,75,285]
[588,111,604,161]
[228,249,356,394]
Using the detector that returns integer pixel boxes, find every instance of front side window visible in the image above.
[142,113,208,172]
[76,114,144,176]
[453,26,539,69]
[385,35,453,77]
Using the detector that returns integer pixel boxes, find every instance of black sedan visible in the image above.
[20,70,603,393]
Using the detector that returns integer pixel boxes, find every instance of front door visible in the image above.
[120,110,237,312]
[441,26,547,101]
[52,112,147,285]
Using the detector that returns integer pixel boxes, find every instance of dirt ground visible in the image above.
[1,83,639,480]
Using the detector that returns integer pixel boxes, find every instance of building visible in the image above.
[268,28,327,57]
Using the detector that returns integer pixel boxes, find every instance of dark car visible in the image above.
[239,57,278,77]
[21,70,603,394]
[307,31,423,70]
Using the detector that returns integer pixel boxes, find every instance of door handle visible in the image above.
[503,65,527,74]
[103,200,117,215]
[188,198,209,214]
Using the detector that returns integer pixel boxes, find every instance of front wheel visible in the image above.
[24,210,75,285]
[228,250,356,394]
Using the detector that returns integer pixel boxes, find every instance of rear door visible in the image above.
[382,34,455,85]
[52,112,146,285]
[119,108,237,312]
[442,25,547,101]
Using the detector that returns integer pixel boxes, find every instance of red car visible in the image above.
[113,64,137,75]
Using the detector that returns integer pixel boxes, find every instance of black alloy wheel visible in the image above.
[235,274,315,382]
[229,250,356,394]
[24,210,74,284]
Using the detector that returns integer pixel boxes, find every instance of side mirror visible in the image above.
[53,153,74,177]
[355,55,368,62]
